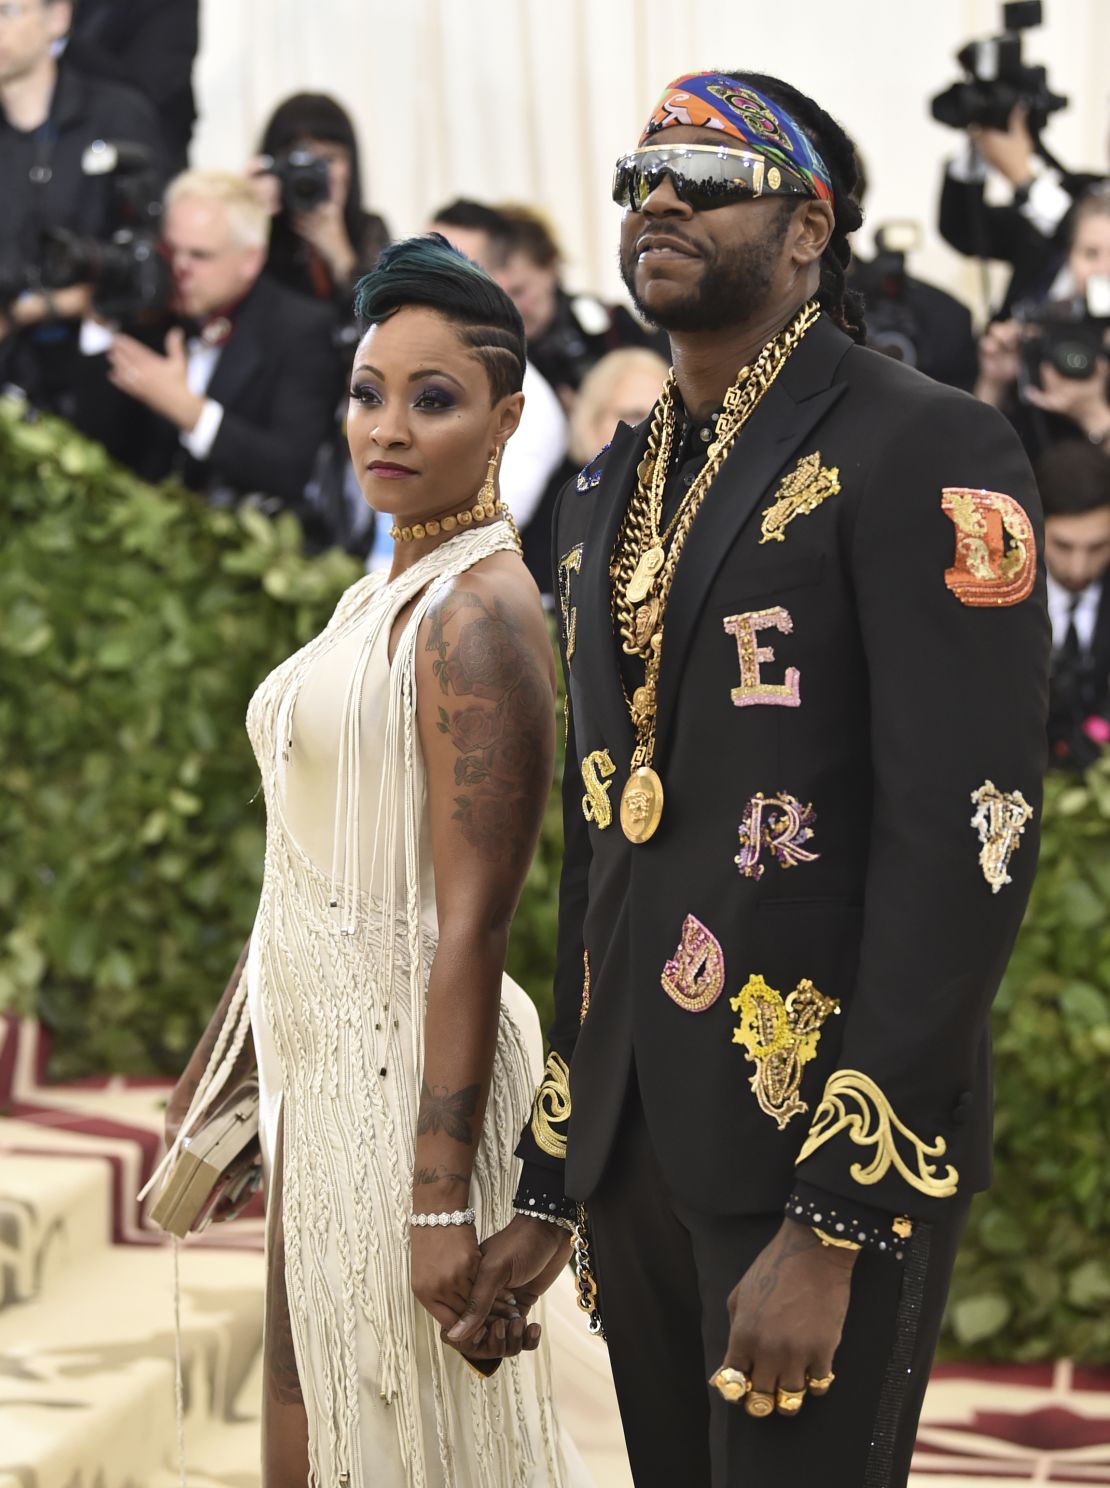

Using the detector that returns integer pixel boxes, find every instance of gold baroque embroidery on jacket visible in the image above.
[730,974,840,1129]
[530,1051,571,1160]
[759,450,841,544]
[796,1069,960,1198]
[971,780,1033,893]
[558,544,584,663]
[581,749,616,828]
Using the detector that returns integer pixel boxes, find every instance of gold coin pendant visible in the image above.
[620,766,664,843]
[626,545,664,604]
[632,599,660,650]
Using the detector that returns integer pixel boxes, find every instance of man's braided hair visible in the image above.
[726,71,867,344]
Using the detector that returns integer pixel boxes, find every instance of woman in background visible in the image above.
[250,92,390,309]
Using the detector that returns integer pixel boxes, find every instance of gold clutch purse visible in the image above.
[149,1077,261,1238]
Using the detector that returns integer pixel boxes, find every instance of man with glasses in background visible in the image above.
[453,70,1049,1488]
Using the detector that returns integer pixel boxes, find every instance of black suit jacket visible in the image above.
[94,274,342,507]
[518,314,1050,1226]
[65,0,198,174]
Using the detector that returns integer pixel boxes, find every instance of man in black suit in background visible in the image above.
[64,0,198,175]
[99,169,340,514]
[455,69,1049,1488]
[1037,440,1110,767]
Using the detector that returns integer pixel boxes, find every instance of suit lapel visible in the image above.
[653,316,851,765]
[205,282,267,411]
[571,418,649,766]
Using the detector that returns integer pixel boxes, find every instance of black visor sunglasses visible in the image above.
[612,143,811,212]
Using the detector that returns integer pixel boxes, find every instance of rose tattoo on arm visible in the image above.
[425,591,551,865]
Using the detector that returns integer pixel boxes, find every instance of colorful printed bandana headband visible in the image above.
[641,74,834,206]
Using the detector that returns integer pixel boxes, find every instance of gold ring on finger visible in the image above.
[744,1389,775,1419]
[807,1371,836,1392]
[776,1387,806,1414]
[710,1367,751,1403]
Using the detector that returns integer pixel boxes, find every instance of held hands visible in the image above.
[411,1221,546,1362]
[107,327,205,432]
[436,1214,573,1358]
[711,1218,855,1420]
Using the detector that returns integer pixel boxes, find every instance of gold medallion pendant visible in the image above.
[620,766,664,843]
[626,545,664,604]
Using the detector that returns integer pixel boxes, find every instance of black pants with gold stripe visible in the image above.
[586,1082,971,1488]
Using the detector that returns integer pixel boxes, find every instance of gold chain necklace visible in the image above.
[610,298,821,844]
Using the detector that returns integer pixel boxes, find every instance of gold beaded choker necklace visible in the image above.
[610,299,821,844]
[390,497,503,542]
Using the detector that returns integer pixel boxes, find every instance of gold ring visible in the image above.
[709,1366,750,1403]
[776,1387,806,1414]
[807,1371,836,1392]
[744,1389,775,1419]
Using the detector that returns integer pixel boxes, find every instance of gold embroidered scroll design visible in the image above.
[759,450,841,544]
[722,607,801,708]
[661,915,726,1013]
[558,544,584,663]
[581,749,616,829]
[941,488,1036,608]
[970,780,1033,894]
[796,1069,960,1198]
[735,791,819,880]
[530,1051,571,1159]
[579,949,591,1025]
[730,974,840,1130]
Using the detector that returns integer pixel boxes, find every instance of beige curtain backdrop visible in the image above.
[193,0,1110,315]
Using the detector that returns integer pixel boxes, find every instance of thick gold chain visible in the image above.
[611,299,821,770]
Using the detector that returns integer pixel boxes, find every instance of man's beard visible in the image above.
[619,211,792,334]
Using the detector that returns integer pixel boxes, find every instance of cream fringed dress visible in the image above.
[198,525,593,1486]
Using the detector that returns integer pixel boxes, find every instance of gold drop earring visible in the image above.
[479,446,500,504]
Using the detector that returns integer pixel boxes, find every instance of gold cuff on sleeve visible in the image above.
[796,1069,959,1199]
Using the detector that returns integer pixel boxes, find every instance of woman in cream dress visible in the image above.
[164,238,613,1487]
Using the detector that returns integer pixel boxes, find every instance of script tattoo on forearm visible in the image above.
[414,1164,470,1187]
[425,590,549,865]
[417,1080,481,1145]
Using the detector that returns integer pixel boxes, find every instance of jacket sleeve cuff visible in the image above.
[513,1159,577,1225]
[787,1181,916,1259]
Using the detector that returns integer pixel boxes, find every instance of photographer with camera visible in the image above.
[934,1,1104,316]
[974,186,1110,458]
[248,92,389,313]
[1036,440,1110,767]
[99,170,341,514]
[0,0,164,413]
[496,203,665,405]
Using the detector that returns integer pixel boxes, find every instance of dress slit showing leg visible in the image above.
[262,1110,312,1488]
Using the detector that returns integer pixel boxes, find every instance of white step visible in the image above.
[0,1241,264,1488]
[0,1150,112,1309]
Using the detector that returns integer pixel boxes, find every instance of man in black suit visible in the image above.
[64,0,198,175]
[455,69,1049,1487]
[100,169,340,513]
[0,0,165,411]
[1037,441,1110,768]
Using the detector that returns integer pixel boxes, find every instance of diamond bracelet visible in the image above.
[513,1206,575,1232]
[410,1208,476,1228]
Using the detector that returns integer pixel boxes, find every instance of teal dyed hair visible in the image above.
[353,234,526,403]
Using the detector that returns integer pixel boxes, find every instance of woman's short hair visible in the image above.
[165,170,270,251]
[354,235,527,404]
[570,347,668,465]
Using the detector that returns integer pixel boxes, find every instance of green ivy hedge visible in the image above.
[1,401,1107,1360]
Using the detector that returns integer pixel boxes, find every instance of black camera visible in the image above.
[37,139,170,324]
[263,149,331,214]
[850,222,923,367]
[1014,284,1110,387]
[931,2,1067,135]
